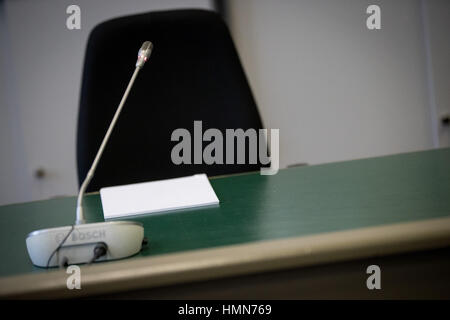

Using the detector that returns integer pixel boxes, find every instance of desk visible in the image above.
[0,148,449,298]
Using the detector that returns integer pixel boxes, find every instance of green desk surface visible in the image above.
[0,148,449,278]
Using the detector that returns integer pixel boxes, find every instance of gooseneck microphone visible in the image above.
[76,41,153,225]
[26,42,153,268]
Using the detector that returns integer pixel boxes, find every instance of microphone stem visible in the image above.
[76,66,142,224]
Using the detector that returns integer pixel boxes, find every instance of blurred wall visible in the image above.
[0,2,30,205]
[0,0,213,205]
[423,0,450,147]
[228,0,449,169]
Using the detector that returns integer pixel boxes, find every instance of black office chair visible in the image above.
[77,9,264,192]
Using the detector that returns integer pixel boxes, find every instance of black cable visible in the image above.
[46,225,75,269]
[59,256,69,268]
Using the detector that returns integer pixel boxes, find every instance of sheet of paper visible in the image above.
[100,174,219,219]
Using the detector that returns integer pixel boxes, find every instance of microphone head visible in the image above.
[136,41,153,68]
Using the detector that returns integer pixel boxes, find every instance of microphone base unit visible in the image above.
[25,42,153,268]
[26,221,144,267]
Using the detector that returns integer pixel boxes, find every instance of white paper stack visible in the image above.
[100,174,219,219]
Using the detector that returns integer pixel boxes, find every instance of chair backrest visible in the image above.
[77,9,264,192]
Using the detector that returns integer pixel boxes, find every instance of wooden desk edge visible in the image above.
[1,216,450,299]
